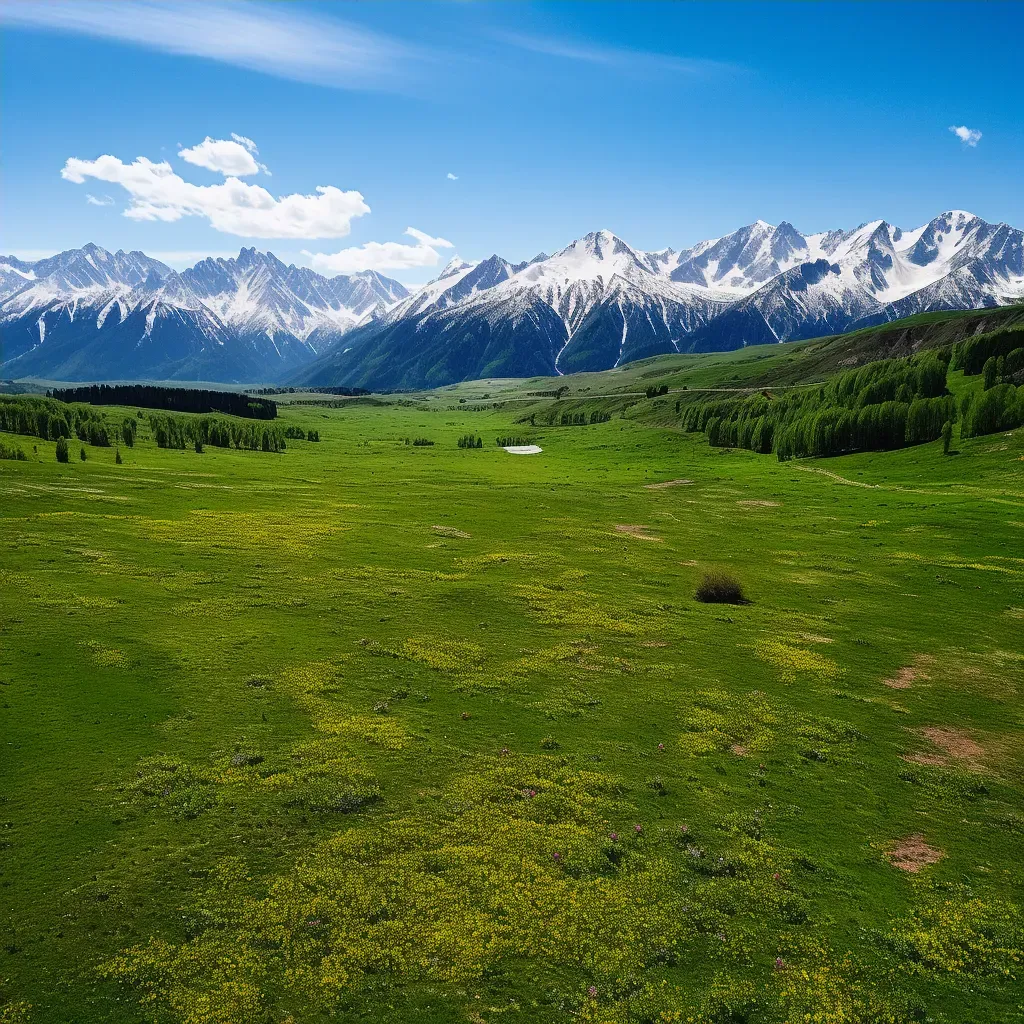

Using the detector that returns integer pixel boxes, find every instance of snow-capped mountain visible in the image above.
[683,211,1024,349]
[0,245,409,382]
[297,230,735,389]
[295,211,1022,389]
[3,211,1021,385]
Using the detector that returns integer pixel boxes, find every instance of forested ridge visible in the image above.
[677,326,1024,460]
[48,384,277,420]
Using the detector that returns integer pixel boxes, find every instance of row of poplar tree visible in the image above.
[0,394,137,448]
[678,325,1024,460]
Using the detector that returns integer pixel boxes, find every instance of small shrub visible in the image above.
[55,437,69,463]
[115,447,123,465]
[194,440,204,454]
[79,446,87,461]
[540,736,560,750]
[0,439,26,461]
[412,438,435,446]
[695,572,748,605]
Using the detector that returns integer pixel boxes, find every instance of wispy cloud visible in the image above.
[496,30,738,76]
[86,193,114,206]
[305,227,454,274]
[949,125,982,148]
[447,172,459,181]
[0,1,421,91]
[61,138,371,238]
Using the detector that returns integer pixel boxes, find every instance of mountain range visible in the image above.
[2,210,1021,387]
[0,245,408,382]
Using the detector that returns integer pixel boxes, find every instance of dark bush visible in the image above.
[55,437,69,463]
[695,572,748,605]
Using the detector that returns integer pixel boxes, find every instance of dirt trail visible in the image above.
[791,465,955,496]
[614,524,663,542]
[645,478,693,490]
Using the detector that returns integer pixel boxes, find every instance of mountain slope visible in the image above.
[295,230,731,387]
[0,245,408,382]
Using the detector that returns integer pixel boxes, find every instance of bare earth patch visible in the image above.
[432,525,471,539]
[887,834,944,873]
[614,524,663,542]
[737,500,781,507]
[919,726,984,760]
[644,478,692,490]
[883,655,933,689]
[885,667,924,689]
[730,743,749,756]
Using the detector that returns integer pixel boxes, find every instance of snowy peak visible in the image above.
[437,256,476,280]
[175,248,409,341]
[903,210,983,267]
[434,254,519,308]
[669,220,814,293]
[552,229,651,272]
[18,244,172,295]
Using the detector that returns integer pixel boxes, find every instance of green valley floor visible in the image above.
[1,393,1023,1023]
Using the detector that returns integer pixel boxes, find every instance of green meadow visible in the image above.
[1,349,1023,1023]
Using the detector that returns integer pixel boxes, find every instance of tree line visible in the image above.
[48,384,277,420]
[951,326,1024,377]
[283,426,321,441]
[0,393,128,447]
[149,412,288,452]
[677,348,997,460]
[252,386,369,397]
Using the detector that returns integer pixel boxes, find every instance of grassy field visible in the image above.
[1,365,1023,1022]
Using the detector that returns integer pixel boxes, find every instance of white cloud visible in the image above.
[0,1,420,91]
[447,172,459,180]
[949,125,982,147]
[229,133,270,173]
[61,150,370,238]
[179,136,264,176]
[305,227,454,274]
[86,193,114,206]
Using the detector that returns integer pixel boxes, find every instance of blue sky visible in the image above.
[1,1,1020,283]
